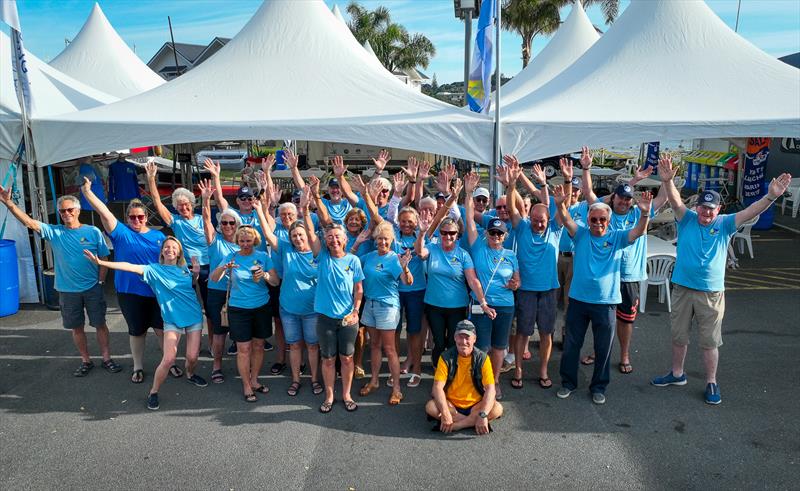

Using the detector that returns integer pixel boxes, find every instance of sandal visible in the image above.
[244,393,257,403]
[287,381,301,397]
[538,377,553,389]
[312,381,324,395]
[73,361,94,377]
[252,385,270,394]
[169,365,184,378]
[343,399,358,412]
[359,383,379,397]
[511,377,523,389]
[131,369,144,384]
[354,366,366,379]
[319,400,334,413]
[619,362,633,374]
[101,359,122,373]
[407,374,421,388]
[388,392,404,405]
[580,354,595,366]
[211,369,225,384]
[270,362,286,375]
[523,351,532,361]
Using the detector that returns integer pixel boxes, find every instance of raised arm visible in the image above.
[283,148,306,190]
[308,175,331,228]
[735,173,792,227]
[84,249,144,275]
[579,146,599,205]
[415,160,431,209]
[553,185,577,237]
[354,175,382,226]
[398,249,414,286]
[657,155,687,220]
[463,171,481,246]
[203,158,228,212]
[198,179,217,245]
[401,157,419,208]
[628,191,652,243]
[332,156,359,206]
[0,184,41,233]
[426,178,462,239]
[80,176,118,233]
[301,185,321,256]
[415,211,432,260]
[254,177,278,251]
[502,157,524,228]
[145,160,173,226]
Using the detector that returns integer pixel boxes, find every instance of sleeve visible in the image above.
[141,265,155,287]
[649,206,657,219]
[390,255,403,279]
[461,248,474,270]
[263,252,274,272]
[722,213,738,236]
[480,357,495,386]
[95,228,110,256]
[433,357,449,382]
[38,222,53,240]
[352,257,365,282]
[573,225,587,245]
[615,229,631,249]
[510,252,519,272]
[108,221,123,241]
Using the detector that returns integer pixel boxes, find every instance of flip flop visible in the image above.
[388,392,404,405]
[619,362,633,374]
[407,374,422,388]
[319,401,334,413]
[343,399,358,412]
[130,369,144,384]
[580,355,595,365]
[510,378,523,389]
[538,377,553,389]
[244,393,257,403]
[270,362,286,375]
[252,385,270,394]
[211,369,225,384]
[359,383,379,397]
[169,365,184,378]
[287,381,301,397]
[312,381,324,395]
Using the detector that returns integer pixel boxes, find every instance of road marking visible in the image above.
[726,267,800,290]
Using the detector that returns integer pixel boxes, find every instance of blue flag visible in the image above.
[466,0,496,113]
[644,142,660,173]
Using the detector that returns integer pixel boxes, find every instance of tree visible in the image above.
[501,0,619,69]
[346,1,436,73]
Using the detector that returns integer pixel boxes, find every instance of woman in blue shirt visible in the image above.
[357,221,413,406]
[415,178,491,367]
[211,225,279,403]
[198,180,241,384]
[84,237,207,411]
[80,177,172,385]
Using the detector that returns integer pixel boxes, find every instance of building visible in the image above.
[147,37,230,80]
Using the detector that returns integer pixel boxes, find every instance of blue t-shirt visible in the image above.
[278,243,319,316]
[108,161,140,201]
[515,218,562,292]
[470,238,518,307]
[569,226,631,304]
[609,205,656,283]
[223,250,272,309]
[346,231,374,257]
[78,164,106,211]
[393,229,426,292]
[558,201,588,253]
[423,243,474,308]
[672,211,738,292]
[361,250,403,307]
[142,263,203,328]
[39,223,109,293]
[322,197,353,225]
[314,249,365,318]
[170,213,208,265]
[107,224,164,297]
[233,208,259,227]
[207,237,239,291]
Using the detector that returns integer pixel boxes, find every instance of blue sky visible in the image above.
[10,0,800,83]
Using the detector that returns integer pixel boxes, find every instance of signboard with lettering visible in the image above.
[780,138,800,154]
[742,138,773,229]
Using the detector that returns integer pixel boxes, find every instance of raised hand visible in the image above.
[332,155,346,177]
[657,154,675,181]
[350,174,367,196]
[399,249,412,269]
[463,171,480,194]
[0,184,11,205]
[418,160,432,179]
[283,148,299,169]
[198,179,214,201]
[372,149,390,173]
[308,175,321,197]
[442,162,456,183]
[255,170,268,191]
[367,178,383,202]
[634,165,654,180]
[261,154,276,174]
[145,159,158,180]
[435,170,450,194]
[559,157,574,181]
[451,177,463,199]
[270,186,283,207]
[355,228,372,244]
[392,171,407,196]
[405,157,419,180]
[530,164,546,186]
[203,157,220,178]
[768,173,792,199]
[638,191,653,213]
[81,176,93,194]
[552,184,568,207]
[580,146,593,170]
[419,214,432,233]
[83,249,100,265]
[299,186,311,210]
[496,163,509,187]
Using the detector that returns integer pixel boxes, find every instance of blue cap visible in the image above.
[237,186,254,198]
[327,178,340,188]
[698,190,721,209]
[614,184,634,199]
[570,176,582,187]
[487,218,507,234]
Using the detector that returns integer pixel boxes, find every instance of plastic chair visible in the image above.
[673,176,686,190]
[734,215,759,259]
[780,179,800,218]
[639,254,675,313]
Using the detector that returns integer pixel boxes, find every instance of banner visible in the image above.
[0,158,38,303]
[2,1,32,117]
[742,138,770,200]
[466,0,496,113]
[644,142,660,172]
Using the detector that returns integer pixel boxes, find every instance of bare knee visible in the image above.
[425,399,440,418]
[489,401,503,420]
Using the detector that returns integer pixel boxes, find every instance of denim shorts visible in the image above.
[163,322,203,334]
[280,307,319,345]
[317,314,358,358]
[361,299,401,330]
[59,283,107,329]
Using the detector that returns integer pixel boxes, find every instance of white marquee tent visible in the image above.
[31,0,493,166]
[497,0,599,107]
[502,0,800,162]
[48,3,164,99]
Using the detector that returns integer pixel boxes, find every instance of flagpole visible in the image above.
[489,0,501,199]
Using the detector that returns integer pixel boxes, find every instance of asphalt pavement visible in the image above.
[1,228,798,490]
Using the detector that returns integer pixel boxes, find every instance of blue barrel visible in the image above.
[0,239,19,317]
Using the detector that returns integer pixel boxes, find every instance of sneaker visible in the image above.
[704,383,722,405]
[227,343,237,355]
[592,392,606,405]
[264,341,274,352]
[499,362,515,374]
[557,387,572,399]
[101,359,122,373]
[651,371,688,387]
[187,374,208,387]
[147,393,159,411]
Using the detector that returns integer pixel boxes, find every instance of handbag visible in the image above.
[219,269,232,328]
[470,249,505,316]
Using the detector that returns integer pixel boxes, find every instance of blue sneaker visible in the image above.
[227,343,237,355]
[651,371,687,387]
[147,393,159,411]
[704,383,722,405]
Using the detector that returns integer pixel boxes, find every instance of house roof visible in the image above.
[147,42,206,66]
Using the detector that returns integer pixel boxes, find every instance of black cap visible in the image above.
[291,189,302,202]
[454,320,476,336]
[487,217,507,234]
[570,176,582,187]
[614,184,634,199]
[435,192,446,200]
[237,186,254,198]
[698,190,721,209]
[327,178,340,188]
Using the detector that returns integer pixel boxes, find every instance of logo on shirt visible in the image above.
[80,237,88,244]
[375,263,384,272]
[709,228,719,236]
[603,240,612,249]
[309,257,319,266]
[344,265,352,272]
[450,256,460,264]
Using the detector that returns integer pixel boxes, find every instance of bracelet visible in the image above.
[409,180,417,184]
[766,194,778,202]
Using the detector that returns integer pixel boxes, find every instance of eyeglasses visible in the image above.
[589,216,608,224]
[488,229,505,237]
[495,205,507,210]
[220,220,237,226]
[238,196,254,201]
[58,207,77,215]
[128,214,146,221]
[474,197,488,203]
[379,189,390,194]
[440,230,458,237]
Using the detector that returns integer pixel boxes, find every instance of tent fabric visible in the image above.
[502,0,800,162]
[497,0,599,107]
[32,0,493,166]
[0,31,117,161]
[49,3,164,99]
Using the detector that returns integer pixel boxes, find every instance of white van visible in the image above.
[196,150,248,169]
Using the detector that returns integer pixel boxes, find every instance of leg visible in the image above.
[559,300,590,391]
[340,354,355,402]
[668,285,694,378]
[589,305,616,395]
[211,334,226,371]
[538,333,552,381]
[151,331,180,395]
[289,343,303,384]
[321,356,336,404]
[72,327,91,363]
[129,335,147,372]
[381,330,402,396]
[426,305,447,367]
[316,315,338,404]
[338,321,359,403]
[353,327,366,373]
[513,334,530,385]
[273,318,286,364]
[236,342,253,396]
[249,338,266,389]
[184,329,202,377]
[617,320,633,367]
[702,348,719,384]
[95,325,112,361]
[308,344,321,384]
[367,327,382,387]
[672,343,689,377]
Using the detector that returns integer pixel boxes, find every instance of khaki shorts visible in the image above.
[670,284,724,349]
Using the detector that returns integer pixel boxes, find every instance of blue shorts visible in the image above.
[454,404,475,416]
[280,307,319,345]
[361,299,400,330]
[473,305,515,351]
[396,289,425,335]
[206,288,228,334]
[59,283,107,329]
[163,322,203,334]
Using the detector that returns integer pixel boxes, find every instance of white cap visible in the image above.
[473,187,490,199]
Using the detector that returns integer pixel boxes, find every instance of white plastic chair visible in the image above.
[734,215,759,259]
[673,176,686,190]
[780,179,800,218]
[639,254,675,313]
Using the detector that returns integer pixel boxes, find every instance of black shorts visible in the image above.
[617,281,640,322]
[267,284,281,318]
[228,304,273,343]
[206,288,228,334]
[117,292,163,336]
[515,289,558,336]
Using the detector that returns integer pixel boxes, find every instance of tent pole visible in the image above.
[490,0,502,201]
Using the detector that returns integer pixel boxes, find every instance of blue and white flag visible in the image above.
[1,0,32,117]
[644,142,660,173]
[466,0,496,113]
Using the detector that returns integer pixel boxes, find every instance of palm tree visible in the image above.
[346,1,436,73]
[501,0,619,69]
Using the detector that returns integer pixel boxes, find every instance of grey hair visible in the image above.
[217,209,242,233]
[171,187,196,209]
[376,177,392,191]
[397,206,419,223]
[419,196,436,209]
[278,202,298,215]
[589,202,612,215]
[57,195,81,210]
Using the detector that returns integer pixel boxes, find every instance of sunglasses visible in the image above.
[440,230,458,237]
[474,197,488,203]
[488,229,505,237]
[495,205,507,210]
[590,217,608,224]
[128,214,146,221]
[238,196,254,201]
[220,220,237,226]
[58,207,77,215]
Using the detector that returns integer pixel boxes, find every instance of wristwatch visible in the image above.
[478,411,488,419]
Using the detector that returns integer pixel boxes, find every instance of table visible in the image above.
[622,176,662,189]
[589,168,622,177]
[647,234,676,258]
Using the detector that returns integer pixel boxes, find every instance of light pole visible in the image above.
[454,0,480,105]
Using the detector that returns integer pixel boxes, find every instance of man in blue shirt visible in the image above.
[650,157,792,405]
[553,180,652,405]
[0,187,122,378]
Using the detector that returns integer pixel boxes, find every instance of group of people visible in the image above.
[0,146,791,434]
